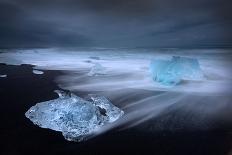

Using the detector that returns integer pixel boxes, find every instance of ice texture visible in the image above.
[32,69,44,75]
[0,74,7,78]
[87,63,106,76]
[25,90,124,141]
[150,56,204,86]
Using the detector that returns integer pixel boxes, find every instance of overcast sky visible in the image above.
[0,0,231,48]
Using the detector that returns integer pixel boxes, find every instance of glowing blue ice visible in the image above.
[25,90,124,141]
[150,56,204,86]
[32,69,44,75]
[87,63,106,76]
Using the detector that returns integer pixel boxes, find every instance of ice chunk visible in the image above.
[88,94,124,123]
[32,69,44,75]
[0,74,7,78]
[25,90,124,141]
[150,56,204,86]
[87,63,106,76]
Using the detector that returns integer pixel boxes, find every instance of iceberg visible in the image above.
[87,63,107,76]
[25,90,124,142]
[150,56,204,86]
[32,69,44,75]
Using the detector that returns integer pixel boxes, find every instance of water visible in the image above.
[0,52,232,154]
[0,47,232,137]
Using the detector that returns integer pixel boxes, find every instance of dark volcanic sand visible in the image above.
[0,64,231,155]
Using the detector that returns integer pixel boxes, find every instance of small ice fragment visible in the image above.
[150,56,204,86]
[0,74,7,78]
[87,63,106,76]
[25,90,124,142]
[32,70,44,75]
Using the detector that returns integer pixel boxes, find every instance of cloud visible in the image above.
[0,1,93,48]
[0,0,231,48]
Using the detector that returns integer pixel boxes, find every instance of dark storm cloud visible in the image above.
[0,0,92,48]
[0,0,231,48]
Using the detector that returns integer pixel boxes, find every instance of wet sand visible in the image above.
[0,64,231,155]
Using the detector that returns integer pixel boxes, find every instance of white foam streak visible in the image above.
[0,48,232,138]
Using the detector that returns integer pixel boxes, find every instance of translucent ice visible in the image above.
[150,56,204,86]
[32,69,44,75]
[0,74,7,78]
[87,63,106,76]
[25,90,124,141]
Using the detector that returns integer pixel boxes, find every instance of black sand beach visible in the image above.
[0,64,232,155]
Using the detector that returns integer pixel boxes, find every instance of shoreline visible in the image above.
[0,63,231,155]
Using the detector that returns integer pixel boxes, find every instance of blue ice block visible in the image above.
[25,90,124,142]
[150,56,203,86]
